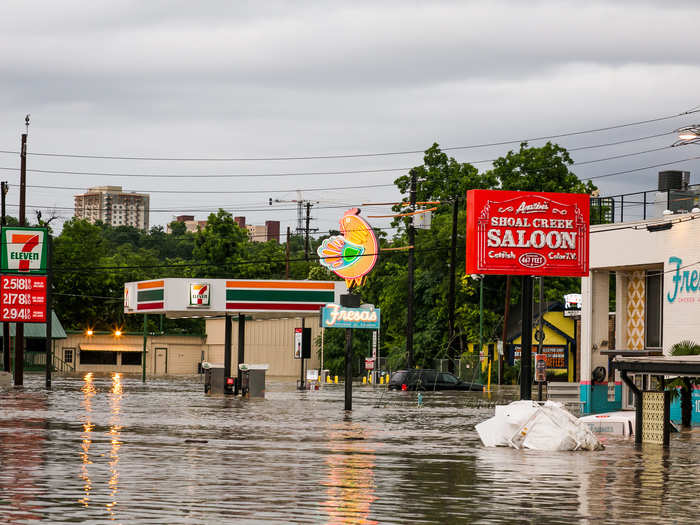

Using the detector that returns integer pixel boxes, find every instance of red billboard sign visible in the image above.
[466,190,589,277]
[0,274,47,323]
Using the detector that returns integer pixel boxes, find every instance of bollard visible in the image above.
[327,375,332,384]
[380,376,384,385]
[362,376,367,384]
[334,375,338,384]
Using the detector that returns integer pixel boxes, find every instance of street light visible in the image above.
[673,125,700,146]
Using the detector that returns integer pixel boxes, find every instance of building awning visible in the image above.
[614,355,700,376]
[79,344,145,353]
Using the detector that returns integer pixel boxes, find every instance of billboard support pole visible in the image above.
[345,326,353,410]
[1,182,9,373]
[537,276,545,401]
[520,275,533,400]
[45,235,52,389]
[14,128,27,387]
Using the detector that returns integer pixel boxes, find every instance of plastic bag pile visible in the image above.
[476,400,604,451]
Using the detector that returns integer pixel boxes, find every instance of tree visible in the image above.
[191,209,248,277]
[489,141,596,194]
[669,340,700,428]
[52,219,112,330]
[393,143,497,204]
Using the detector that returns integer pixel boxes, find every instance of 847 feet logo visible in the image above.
[1,227,47,274]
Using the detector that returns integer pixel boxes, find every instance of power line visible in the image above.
[0,109,695,161]
[24,183,397,194]
[17,151,698,194]
[0,132,679,180]
[583,155,700,181]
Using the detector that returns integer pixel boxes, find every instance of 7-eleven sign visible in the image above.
[1,227,48,274]
[189,282,210,307]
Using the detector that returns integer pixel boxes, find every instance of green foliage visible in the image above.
[670,340,700,356]
[489,141,596,194]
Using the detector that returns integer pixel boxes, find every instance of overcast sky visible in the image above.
[0,0,698,235]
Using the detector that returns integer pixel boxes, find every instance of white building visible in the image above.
[581,209,700,422]
[74,186,150,230]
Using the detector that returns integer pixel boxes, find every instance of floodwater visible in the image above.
[1,375,698,524]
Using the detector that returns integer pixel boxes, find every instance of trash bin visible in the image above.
[238,364,269,398]
[202,362,225,395]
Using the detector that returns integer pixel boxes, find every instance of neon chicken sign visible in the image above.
[317,208,378,288]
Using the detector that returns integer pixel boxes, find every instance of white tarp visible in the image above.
[476,400,604,451]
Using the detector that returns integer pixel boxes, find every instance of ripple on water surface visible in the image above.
[0,374,699,524]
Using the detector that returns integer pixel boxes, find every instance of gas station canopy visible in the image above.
[124,278,348,319]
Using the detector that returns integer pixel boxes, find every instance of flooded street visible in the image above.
[1,374,699,524]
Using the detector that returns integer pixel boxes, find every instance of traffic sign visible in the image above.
[0,274,47,323]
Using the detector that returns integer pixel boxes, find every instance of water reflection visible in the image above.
[78,373,96,508]
[0,391,47,523]
[77,372,124,519]
[322,422,378,525]
[107,373,123,519]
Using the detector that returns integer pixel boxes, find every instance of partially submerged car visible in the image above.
[387,369,483,391]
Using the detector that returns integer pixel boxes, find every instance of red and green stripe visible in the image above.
[137,280,164,311]
[226,280,334,311]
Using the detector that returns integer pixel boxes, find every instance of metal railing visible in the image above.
[590,187,700,225]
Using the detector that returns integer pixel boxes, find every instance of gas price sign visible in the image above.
[0,275,47,322]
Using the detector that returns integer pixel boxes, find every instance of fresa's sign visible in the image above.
[321,303,380,329]
[466,190,589,277]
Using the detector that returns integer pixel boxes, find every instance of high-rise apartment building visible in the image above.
[74,186,150,230]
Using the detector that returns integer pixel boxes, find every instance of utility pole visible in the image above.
[2,182,9,373]
[285,226,290,278]
[14,117,28,387]
[406,169,417,369]
[305,202,311,261]
[447,197,459,373]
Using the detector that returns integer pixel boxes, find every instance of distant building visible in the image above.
[167,215,208,234]
[234,216,280,242]
[74,186,149,230]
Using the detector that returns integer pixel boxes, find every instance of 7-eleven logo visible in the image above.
[2,229,45,273]
[189,283,210,306]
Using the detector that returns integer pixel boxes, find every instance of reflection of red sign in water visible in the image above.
[0,275,47,323]
[466,190,590,277]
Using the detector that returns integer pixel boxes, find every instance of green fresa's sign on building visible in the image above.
[1,227,48,274]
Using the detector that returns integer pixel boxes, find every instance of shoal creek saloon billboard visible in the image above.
[466,190,590,277]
